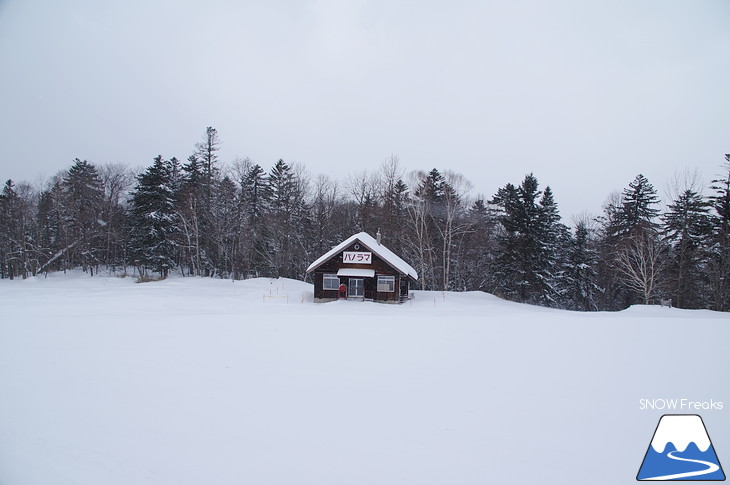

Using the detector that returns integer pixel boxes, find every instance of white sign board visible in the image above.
[342,251,372,264]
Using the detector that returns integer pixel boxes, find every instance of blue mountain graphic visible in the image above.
[637,441,726,481]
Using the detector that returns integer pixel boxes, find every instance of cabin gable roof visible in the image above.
[306,232,418,281]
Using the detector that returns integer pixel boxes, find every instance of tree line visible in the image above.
[1,127,728,311]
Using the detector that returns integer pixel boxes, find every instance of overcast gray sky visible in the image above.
[1,0,728,219]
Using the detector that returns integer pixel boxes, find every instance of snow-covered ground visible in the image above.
[0,272,728,485]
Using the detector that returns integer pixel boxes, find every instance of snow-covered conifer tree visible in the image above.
[61,159,105,274]
[708,155,730,311]
[662,188,712,308]
[564,219,600,311]
[129,156,179,278]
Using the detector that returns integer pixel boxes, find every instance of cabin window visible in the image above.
[377,275,395,292]
[323,274,340,290]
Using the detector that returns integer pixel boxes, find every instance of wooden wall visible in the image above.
[311,241,411,303]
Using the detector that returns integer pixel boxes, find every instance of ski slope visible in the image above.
[0,272,728,485]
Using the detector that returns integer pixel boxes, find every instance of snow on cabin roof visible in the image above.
[306,232,419,280]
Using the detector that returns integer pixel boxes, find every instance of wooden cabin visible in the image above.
[306,231,418,303]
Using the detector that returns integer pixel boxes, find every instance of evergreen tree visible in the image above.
[662,189,712,308]
[61,159,105,274]
[265,160,309,278]
[35,179,66,274]
[599,174,663,308]
[491,182,520,299]
[565,220,600,311]
[128,156,179,278]
[492,174,566,305]
[494,175,536,302]
[0,180,28,278]
[178,155,206,275]
[182,127,221,276]
[194,126,220,204]
[210,176,239,277]
[239,163,269,277]
[707,155,730,311]
[415,169,446,205]
[378,177,410,257]
[182,155,205,191]
[241,164,268,224]
[536,186,571,306]
[460,198,498,291]
[611,174,660,239]
[359,191,379,235]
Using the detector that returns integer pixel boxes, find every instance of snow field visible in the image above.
[0,272,728,484]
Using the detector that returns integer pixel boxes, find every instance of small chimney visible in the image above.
[376,228,382,245]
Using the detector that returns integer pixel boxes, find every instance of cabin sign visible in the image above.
[343,251,372,264]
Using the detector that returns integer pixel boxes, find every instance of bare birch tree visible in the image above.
[615,233,668,304]
[438,171,472,290]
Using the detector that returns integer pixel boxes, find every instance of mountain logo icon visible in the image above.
[637,414,726,481]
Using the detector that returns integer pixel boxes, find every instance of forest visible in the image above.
[1,127,728,312]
